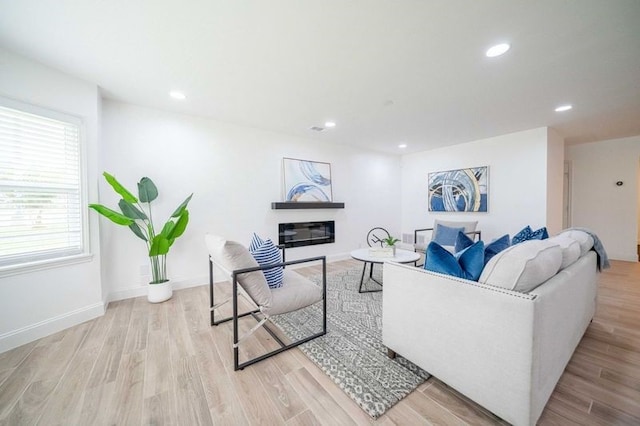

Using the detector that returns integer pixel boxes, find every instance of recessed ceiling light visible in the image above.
[169,90,186,100]
[324,121,336,128]
[555,104,573,112]
[398,144,407,149]
[485,43,510,57]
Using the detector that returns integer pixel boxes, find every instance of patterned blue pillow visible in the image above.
[425,240,485,281]
[249,237,283,289]
[248,233,264,252]
[530,227,549,240]
[433,224,465,246]
[513,226,548,244]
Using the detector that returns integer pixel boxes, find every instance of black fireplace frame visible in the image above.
[279,221,335,248]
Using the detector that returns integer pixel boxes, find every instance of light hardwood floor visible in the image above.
[0,259,639,425]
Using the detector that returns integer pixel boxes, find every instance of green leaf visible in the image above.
[171,193,193,218]
[138,177,158,203]
[129,222,147,241]
[160,220,175,238]
[149,235,170,256]
[118,199,148,220]
[103,172,137,203]
[167,210,189,240]
[89,204,134,226]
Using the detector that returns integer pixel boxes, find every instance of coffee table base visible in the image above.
[359,262,383,293]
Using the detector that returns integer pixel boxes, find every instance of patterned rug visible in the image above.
[270,267,430,418]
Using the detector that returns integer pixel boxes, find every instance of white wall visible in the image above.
[566,135,640,261]
[100,101,401,299]
[401,128,557,243]
[0,49,104,352]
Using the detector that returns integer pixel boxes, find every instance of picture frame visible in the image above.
[428,166,488,212]
[282,157,333,202]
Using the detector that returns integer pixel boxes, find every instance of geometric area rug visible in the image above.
[270,268,430,419]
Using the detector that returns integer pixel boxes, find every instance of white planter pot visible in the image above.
[147,280,173,303]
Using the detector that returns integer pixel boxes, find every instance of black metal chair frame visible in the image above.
[209,247,327,371]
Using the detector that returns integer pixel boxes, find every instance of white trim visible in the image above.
[0,301,105,354]
[0,253,94,278]
[107,275,208,302]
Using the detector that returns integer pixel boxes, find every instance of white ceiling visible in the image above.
[1,0,639,154]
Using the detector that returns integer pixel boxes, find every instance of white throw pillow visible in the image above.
[558,230,594,256]
[547,235,581,269]
[479,240,563,293]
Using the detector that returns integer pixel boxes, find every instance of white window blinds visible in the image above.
[0,102,84,267]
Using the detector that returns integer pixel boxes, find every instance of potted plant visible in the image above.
[382,236,400,256]
[89,172,193,303]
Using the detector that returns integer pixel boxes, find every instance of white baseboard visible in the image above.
[0,302,106,354]
[609,252,639,262]
[107,275,209,303]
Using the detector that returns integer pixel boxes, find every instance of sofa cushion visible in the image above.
[205,234,272,308]
[433,224,465,246]
[250,237,284,289]
[558,230,594,256]
[479,240,562,292]
[425,240,485,281]
[512,225,549,244]
[548,235,581,269]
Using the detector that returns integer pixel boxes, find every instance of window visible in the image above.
[0,99,86,270]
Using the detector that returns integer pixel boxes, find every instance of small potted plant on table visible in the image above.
[382,236,400,256]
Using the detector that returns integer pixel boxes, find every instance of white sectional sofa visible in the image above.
[382,233,599,426]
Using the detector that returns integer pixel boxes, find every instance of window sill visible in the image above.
[0,253,95,279]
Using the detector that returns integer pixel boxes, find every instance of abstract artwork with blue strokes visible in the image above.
[428,166,488,212]
[283,158,333,202]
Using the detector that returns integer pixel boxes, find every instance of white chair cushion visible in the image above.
[205,234,272,308]
[558,230,594,256]
[265,269,322,316]
[479,240,563,293]
[548,235,581,269]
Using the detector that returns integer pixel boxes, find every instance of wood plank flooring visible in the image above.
[0,259,638,425]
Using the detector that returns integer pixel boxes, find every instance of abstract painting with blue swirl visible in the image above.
[283,158,333,202]
[428,166,488,212]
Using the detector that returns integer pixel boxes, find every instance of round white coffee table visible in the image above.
[350,248,421,293]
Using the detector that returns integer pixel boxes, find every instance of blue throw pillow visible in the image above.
[425,240,485,281]
[455,232,510,266]
[512,226,548,244]
[433,224,465,246]
[454,231,474,253]
[249,237,283,289]
[530,227,549,240]
[484,234,510,265]
[512,226,532,244]
[248,233,265,252]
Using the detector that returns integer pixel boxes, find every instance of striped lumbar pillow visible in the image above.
[249,237,283,289]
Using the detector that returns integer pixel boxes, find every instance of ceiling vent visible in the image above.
[309,126,325,132]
